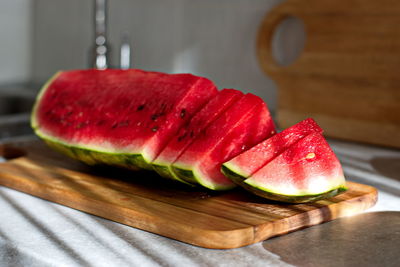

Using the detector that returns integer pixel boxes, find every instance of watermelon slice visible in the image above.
[240,133,347,203]
[222,118,323,182]
[31,69,217,170]
[152,89,243,184]
[171,93,276,190]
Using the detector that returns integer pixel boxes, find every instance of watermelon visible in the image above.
[152,89,243,184]
[221,118,322,182]
[171,93,276,190]
[236,133,347,203]
[32,68,345,202]
[31,69,217,170]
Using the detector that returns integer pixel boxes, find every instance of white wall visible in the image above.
[31,0,283,111]
[0,0,33,84]
[0,0,297,111]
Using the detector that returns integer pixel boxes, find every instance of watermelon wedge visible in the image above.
[152,89,243,184]
[239,133,347,203]
[31,69,217,170]
[171,93,276,190]
[221,118,322,182]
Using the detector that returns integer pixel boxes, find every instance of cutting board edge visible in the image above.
[0,167,377,249]
[0,140,379,249]
[253,181,378,243]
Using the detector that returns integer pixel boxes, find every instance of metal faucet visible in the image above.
[92,0,131,69]
[93,0,108,69]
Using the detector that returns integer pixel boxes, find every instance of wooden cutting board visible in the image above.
[0,140,377,249]
[257,0,400,148]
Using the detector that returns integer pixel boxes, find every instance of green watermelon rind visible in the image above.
[221,165,348,203]
[151,163,197,186]
[31,72,153,171]
[171,166,198,184]
[221,162,249,180]
[172,165,236,191]
[36,133,150,170]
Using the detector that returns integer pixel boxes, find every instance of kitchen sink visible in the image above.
[0,84,37,115]
[0,84,38,141]
[0,113,33,141]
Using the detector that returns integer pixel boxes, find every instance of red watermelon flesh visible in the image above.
[222,118,323,180]
[243,132,347,202]
[32,69,217,169]
[152,89,244,181]
[171,93,276,190]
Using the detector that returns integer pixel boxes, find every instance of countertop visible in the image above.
[0,135,399,267]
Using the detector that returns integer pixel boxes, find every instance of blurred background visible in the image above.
[0,0,295,111]
[1,0,399,148]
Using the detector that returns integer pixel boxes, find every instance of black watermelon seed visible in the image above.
[180,109,186,118]
[177,133,187,142]
[111,123,118,129]
[137,104,145,111]
[152,126,159,132]
[118,120,130,127]
[76,122,86,129]
[61,111,73,119]
[151,112,166,121]
[97,120,106,126]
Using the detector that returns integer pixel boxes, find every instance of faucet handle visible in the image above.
[120,33,131,69]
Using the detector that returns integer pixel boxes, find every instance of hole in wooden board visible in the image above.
[0,145,26,162]
[271,16,306,66]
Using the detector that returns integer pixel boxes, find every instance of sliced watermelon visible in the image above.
[152,89,243,184]
[171,93,276,190]
[241,133,347,203]
[222,118,323,182]
[31,69,217,170]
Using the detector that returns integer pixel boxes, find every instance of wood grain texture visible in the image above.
[0,141,377,249]
[257,0,400,148]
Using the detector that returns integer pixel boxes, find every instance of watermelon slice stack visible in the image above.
[31,69,347,203]
[152,89,244,185]
[222,118,347,203]
[241,133,347,203]
[171,93,275,190]
[222,118,323,181]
